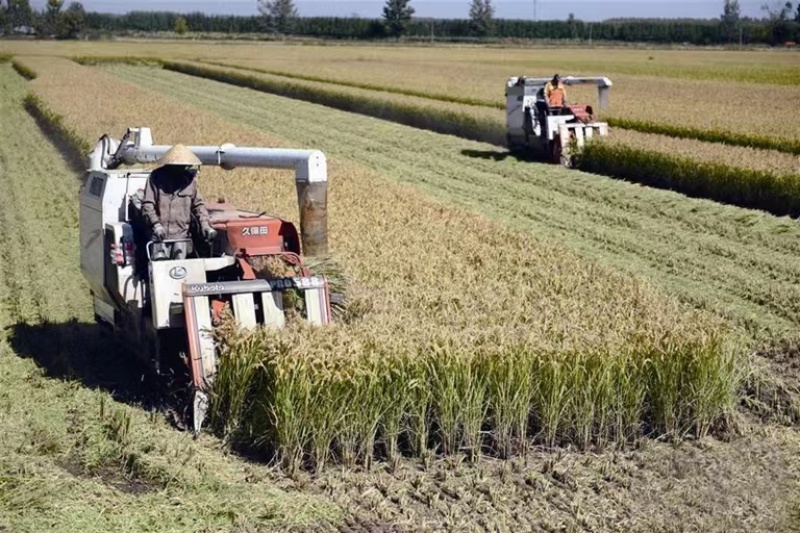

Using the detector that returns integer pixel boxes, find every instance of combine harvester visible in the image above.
[79,127,332,434]
[505,75,613,166]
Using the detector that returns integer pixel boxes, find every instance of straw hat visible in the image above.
[157,144,202,167]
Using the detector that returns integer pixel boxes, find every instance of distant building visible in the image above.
[12,25,36,36]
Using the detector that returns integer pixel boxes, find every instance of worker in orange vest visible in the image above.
[544,74,567,107]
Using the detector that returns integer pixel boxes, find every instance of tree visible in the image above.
[720,0,741,41]
[762,0,793,20]
[257,0,298,34]
[174,15,188,34]
[566,12,579,38]
[382,0,414,38]
[56,1,85,38]
[761,1,794,43]
[36,0,61,35]
[469,0,494,37]
[4,0,33,29]
[795,1,800,21]
[0,1,8,30]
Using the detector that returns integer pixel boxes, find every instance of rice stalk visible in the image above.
[530,353,572,448]
[483,346,535,458]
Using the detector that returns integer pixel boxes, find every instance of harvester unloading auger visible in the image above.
[80,127,332,435]
[505,76,612,166]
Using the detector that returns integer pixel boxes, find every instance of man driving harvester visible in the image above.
[544,74,567,107]
[141,144,217,260]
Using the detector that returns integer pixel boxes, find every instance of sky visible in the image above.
[30,0,774,21]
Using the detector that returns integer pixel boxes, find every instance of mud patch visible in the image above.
[297,429,800,533]
[59,456,155,496]
[743,338,800,425]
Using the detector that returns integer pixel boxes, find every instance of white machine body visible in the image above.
[78,127,333,435]
[505,76,612,165]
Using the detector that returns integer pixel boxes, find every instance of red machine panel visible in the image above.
[206,202,301,256]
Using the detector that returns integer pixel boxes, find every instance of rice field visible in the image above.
[18,55,742,468]
[199,54,800,144]
[166,59,800,171]
[1,40,800,532]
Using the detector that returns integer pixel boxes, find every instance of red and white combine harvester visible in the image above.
[79,127,332,434]
[505,75,613,166]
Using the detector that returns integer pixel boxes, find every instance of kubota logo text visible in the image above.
[242,226,269,236]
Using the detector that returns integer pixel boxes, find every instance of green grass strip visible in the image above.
[200,59,502,109]
[163,60,507,145]
[607,117,800,156]
[202,60,800,156]
[23,92,92,171]
[578,142,800,218]
[72,56,164,67]
[12,60,37,80]
[0,53,12,63]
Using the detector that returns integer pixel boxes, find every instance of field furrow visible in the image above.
[107,64,800,338]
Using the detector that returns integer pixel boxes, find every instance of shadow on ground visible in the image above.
[6,319,170,410]
[460,148,543,163]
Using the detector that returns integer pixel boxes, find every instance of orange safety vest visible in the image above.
[545,82,566,107]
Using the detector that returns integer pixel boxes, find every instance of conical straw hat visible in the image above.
[157,144,202,166]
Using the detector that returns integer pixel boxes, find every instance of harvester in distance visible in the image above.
[79,127,333,435]
[505,76,613,166]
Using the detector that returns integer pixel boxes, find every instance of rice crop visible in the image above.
[200,46,800,142]
[604,128,799,175]
[198,58,800,155]
[12,39,800,146]
[124,59,800,218]
[163,60,506,145]
[108,64,800,339]
[4,40,800,85]
[605,117,800,155]
[579,137,800,217]
[20,56,740,471]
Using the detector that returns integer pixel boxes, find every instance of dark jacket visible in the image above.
[141,166,210,239]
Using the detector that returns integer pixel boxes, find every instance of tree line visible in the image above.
[1,0,86,39]
[2,0,799,45]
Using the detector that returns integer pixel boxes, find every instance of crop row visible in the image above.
[15,56,740,471]
[578,142,800,217]
[107,58,800,218]
[193,56,800,152]
[11,59,36,80]
[73,54,800,155]
[112,63,800,339]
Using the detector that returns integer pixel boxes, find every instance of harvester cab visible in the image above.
[79,127,332,434]
[505,76,612,166]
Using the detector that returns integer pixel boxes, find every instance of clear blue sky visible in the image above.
[31,0,773,21]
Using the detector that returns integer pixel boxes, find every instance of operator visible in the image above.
[141,144,217,257]
[544,74,567,107]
